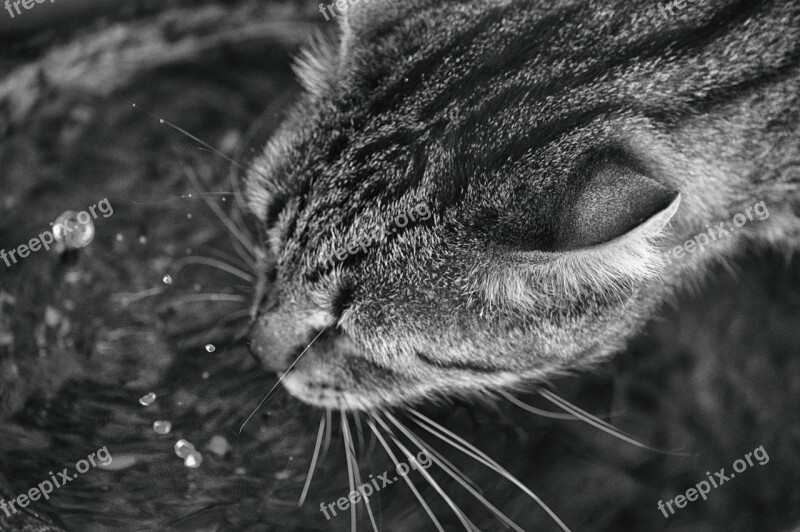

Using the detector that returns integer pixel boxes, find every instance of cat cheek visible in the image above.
[415,204,432,220]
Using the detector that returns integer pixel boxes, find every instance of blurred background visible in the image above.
[1,1,800,531]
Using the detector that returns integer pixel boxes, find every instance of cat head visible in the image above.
[244,0,691,411]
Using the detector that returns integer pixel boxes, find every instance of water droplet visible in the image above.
[138,235,147,245]
[98,454,137,471]
[201,371,210,379]
[162,275,173,285]
[184,451,203,468]
[159,119,164,124]
[139,392,156,406]
[174,439,195,458]
[53,211,95,250]
[116,233,124,242]
[186,213,192,220]
[153,420,172,435]
[235,467,246,475]
[205,344,215,353]
[206,435,230,457]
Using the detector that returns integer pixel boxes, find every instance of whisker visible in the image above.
[341,411,358,532]
[374,414,477,531]
[208,248,254,275]
[383,412,522,532]
[409,409,572,532]
[230,231,259,272]
[321,408,333,461]
[130,192,236,205]
[110,286,165,305]
[228,86,297,214]
[537,389,690,456]
[176,157,257,268]
[239,322,333,432]
[159,294,248,309]
[497,390,576,420]
[342,411,378,532]
[298,415,326,507]
[126,98,270,195]
[367,418,445,532]
[353,411,366,456]
[205,308,251,340]
[171,256,254,283]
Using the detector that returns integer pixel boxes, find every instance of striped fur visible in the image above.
[246,0,800,410]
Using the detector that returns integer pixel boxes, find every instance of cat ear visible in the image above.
[554,161,681,251]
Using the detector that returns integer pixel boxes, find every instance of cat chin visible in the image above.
[282,372,384,411]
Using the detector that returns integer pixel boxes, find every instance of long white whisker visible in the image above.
[176,157,257,266]
[201,308,251,342]
[353,410,366,456]
[171,256,254,282]
[538,389,689,455]
[343,412,378,532]
[341,411,358,532]
[409,409,571,532]
[367,418,444,532]
[298,415,326,507]
[239,323,332,432]
[383,412,523,532]
[498,390,576,420]
[321,408,333,461]
[162,294,247,307]
[374,414,477,531]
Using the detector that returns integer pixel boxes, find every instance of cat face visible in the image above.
[245,0,692,411]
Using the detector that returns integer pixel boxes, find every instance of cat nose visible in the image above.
[248,310,331,373]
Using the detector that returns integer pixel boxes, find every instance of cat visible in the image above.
[245,0,800,416]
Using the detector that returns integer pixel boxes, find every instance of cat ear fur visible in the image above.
[338,0,432,48]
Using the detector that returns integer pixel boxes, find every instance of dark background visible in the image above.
[1,1,799,531]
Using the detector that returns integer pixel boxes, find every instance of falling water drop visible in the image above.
[205,344,215,353]
[207,435,230,457]
[153,420,172,435]
[53,211,95,250]
[174,439,195,459]
[162,275,173,285]
[139,392,156,406]
[184,451,203,468]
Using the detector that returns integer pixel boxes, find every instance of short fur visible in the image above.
[246,0,800,410]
